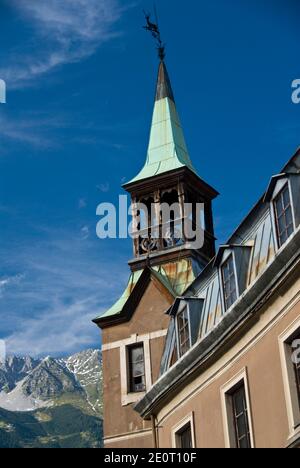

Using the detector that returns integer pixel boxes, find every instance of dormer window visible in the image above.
[161,298,204,374]
[177,307,191,357]
[273,184,294,248]
[221,255,238,311]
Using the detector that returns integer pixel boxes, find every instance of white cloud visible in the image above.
[0,114,55,149]
[6,297,101,357]
[1,0,122,88]
[0,229,128,357]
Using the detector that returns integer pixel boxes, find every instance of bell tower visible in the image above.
[94,14,220,449]
[124,59,218,273]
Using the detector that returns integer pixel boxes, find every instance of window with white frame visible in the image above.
[273,183,295,248]
[230,383,252,448]
[176,423,193,449]
[221,254,238,311]
[221,370,254,449]
[172,413,196,449]
[128,343,146,393]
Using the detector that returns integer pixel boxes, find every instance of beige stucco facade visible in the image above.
[152,265,300,448]
[101,278,173,448]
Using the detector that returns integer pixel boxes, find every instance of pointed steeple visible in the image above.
[126,60,198,186]
[155,61,175,102]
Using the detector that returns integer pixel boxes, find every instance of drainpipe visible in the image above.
[151,414,158,449]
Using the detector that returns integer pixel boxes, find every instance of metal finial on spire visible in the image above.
[143,6,165,61]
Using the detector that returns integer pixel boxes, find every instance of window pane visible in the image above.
[275,197,283,213]
[274,185,294,248]
[231,385,251,448]
[128,344,145,393]
[132,362,144,377]
[177,424,192,449]
[233,390,244,416]
[222,255,238,311]
[285,207,293,229]
[277,215,285,234]
[283,187,290,207]
[177,308,191,357]
[239,436,249,449]
[131,347,144,362]
[287,223,294,238]
[236,414,247,435]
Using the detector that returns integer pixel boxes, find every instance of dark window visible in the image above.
[231,384,252,448]
[177,308,191,357]
[128,344,146,393]
[222,255,238,311]
[292,333,300,410]
[274,184,294,248]
[176,423,193,449]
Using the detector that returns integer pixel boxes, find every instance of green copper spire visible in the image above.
[126,60,198,185]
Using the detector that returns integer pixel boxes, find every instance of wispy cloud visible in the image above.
[0,114,55,149]
[0,228,128,357]
[0,274,24,297]
[0,111,127,150]
[1,0,122,88]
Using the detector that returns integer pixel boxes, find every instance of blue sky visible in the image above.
[0,0,299,357]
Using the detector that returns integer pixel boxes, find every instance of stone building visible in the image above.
[94,56,300,449]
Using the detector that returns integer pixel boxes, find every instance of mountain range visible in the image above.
[0,349,103,448]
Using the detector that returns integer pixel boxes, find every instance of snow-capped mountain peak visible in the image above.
[0,350,102,414]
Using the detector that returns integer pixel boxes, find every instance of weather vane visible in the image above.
[143,5,165,61]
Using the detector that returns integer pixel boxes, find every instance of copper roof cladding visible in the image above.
[124,59,198,185]
[93,259,201,326]
[154,148,300,376]
[155,61,175,102]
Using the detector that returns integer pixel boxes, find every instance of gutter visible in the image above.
[134,228,300,419]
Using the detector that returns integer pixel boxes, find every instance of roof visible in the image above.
[134,149,300,419]
[95,270,143,321]
[152,149,300,376]
[126,61,198,185]
[93,258,201,326]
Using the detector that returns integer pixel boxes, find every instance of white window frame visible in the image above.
[270,178,296,251]
[175,304,192,360]
[120,334,152,407]
[171,412,196,449]
[220,368,255,449]
[219,251,240,314]
[279,318,300,440]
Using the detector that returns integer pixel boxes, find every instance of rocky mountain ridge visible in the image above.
[0,350,102,414]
